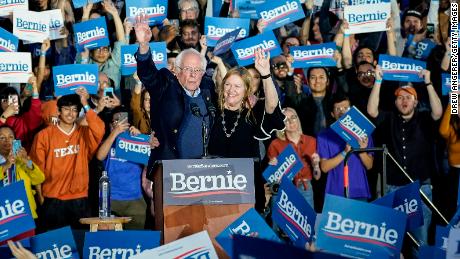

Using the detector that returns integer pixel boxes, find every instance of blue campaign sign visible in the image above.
[0,27,18,52]
[419,245,446,259]
[262,144,304,184]
[290,42,337,68]
[272,178,316,248]
[83,230,161,259]
[73,16,109,52]
[216,208,281,258]
[435,225,450,251]
[414,39,436,61]
[125,0,167,25]
[53,64,98,96]
[330,106,375,148]
[205,17,250,47]
[72,0,102,8]
[121,42,166,75]
[115,132,150,165]
[256,0,305,31]
[442,73,451,96]
[233,0,266,19]
[0,181,35,243]
[231,30,281,67]
[213,28,243,56]
[317,194,407,258]
[372,181,424,231]
[378,54,426,82]
[232,235,344,259]
[31,226,79,259]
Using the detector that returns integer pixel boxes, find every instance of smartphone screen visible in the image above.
[12,139,21,156]
[118,112,128,123]
[104,88,114,99]
[8,95,19,114]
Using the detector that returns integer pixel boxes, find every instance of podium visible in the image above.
[153,158,255,258]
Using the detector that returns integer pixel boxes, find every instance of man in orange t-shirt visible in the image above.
[30,89,105,231]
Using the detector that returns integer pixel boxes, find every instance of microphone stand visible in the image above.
[343,145,450,248]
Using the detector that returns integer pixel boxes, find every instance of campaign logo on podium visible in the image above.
[163,158,255,205]
[378,54,426,82]
[290,42,336,68]
[330,106,375,148]
[256,0,305,31]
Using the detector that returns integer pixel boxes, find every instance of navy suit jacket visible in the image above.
[136,50,216,166]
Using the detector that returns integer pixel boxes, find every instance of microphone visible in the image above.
[205,99,216,117]
[190,103,202,118]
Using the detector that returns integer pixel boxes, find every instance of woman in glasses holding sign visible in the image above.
[207,49,285,211]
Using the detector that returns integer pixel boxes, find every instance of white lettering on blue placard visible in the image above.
[267,154,296,183]
[394,199,418,215]
[323,211,399,246]
[339,114,368,140]
[118,139,151,156]
[151,50,164,64]
[123,53,136,67]
[56,73,96,88]
[277,190,312,238]
[0,199,25,222]
[207,25,247,39]
[235,40,276,60]
[35,244,72,259]
[350,0,387,4]
[380,60,424,72]
[16,18,47,32]
[292,47,334,60]
[128,5,165,17]
[88,245,142,259]
[76,27,105,44]
[0,0,26,4]
[169,170,247,194]
[231,220,251,235]
[259,1,298,22]
[0,38,16,52]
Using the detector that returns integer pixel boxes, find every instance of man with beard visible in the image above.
[398,8,428,57]
[177,19,201,51]
[270,55,303,106]
[367,66,442,248]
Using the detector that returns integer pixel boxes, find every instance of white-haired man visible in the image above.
[134,15,216,164]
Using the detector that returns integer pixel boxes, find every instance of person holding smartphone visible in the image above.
[0,75,42,152]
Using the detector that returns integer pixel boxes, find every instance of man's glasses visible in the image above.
[334,106,350,113]
[357,70,375,78]
[180,7,197,13]
[178,66,204,75]
[272,62,288,70]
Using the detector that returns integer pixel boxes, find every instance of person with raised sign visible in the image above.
[317,94,374,201]
[96,107,154,229]
[30,90,105,231]
[207,49,285,211]
[0,125,44,228]
[367,66,442,247]
[134,14,216,162]
[78,0,127,95]
[267,107,320,208]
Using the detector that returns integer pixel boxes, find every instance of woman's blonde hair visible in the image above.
[276,107,303,140]
[219,67,253,119]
